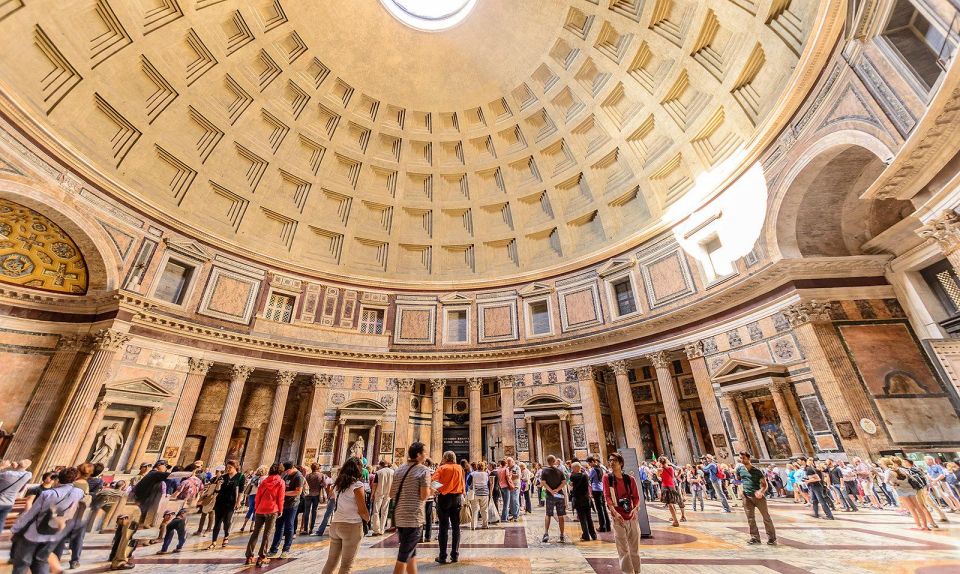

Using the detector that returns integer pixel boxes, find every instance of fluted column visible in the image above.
[525,416,536,459]
[209,364,254,465]
[394,379,415,460]
[785,301,886,459]
[499,375,516,457]
[44,328,130,467]
[769,380,803,456]
[162,358,213,461]
[684,342,731,461]
[74,398,111,466]
[917,209,960,272]
[609,361,641,453]
[717,391,747,454]
[260,370,295,466]
[126,406,160,470]
[430,378,446,458]
[300,374,330,465]
[648,351,693,464]
[6,335,87,462]
[575,366,606,459]
[467,378,483,462]
[334,419,347,465]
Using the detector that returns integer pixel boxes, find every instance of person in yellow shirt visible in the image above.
[431,451,465,564]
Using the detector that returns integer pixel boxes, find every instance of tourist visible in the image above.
[924,455,960,512]
[886,458,929,531]
[422,458,435,542]
[826,459,854,511]
[246,463,285,566]
[586,457,611,532]
[852,457,881,509]
[539,455,567,543]
[194,474,218,535]
[486,462,501,525]
[499,457,521,522]
[736,451,776,545]
[314,471,336,537]
[23,471,56,510]
[51,461,94,570]
[10,467,85,574]
[389,442,430,574]
[687,464,705,511]
[657,456,686,527]
[207,459,244,549]
[240,465,266,533]
[432,451,465,564]
[703,455,731,513]
[268,461,305,559]
[0,459,33,536]
[132,460,170,528]
[903,458,946,526]
[466,461,490,529]
[320,457,370,574]
[603,452,641,574]
[569,462,596,541]
[370,460,395,535]
[157,508,188,555]
[799,457,833,520]
[520,462,534,514]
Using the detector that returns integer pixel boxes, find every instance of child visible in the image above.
[158,509,187,554]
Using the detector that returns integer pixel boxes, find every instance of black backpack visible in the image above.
[906,467,928,490]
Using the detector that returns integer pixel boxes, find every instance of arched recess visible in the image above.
[770,134,912,259]
[0,182,120,292]
[521,394,569,408]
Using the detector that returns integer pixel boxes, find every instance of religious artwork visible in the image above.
[750,397,791,459]
[678,375,698,399]
[711,433,727,448]
[516,427,529,452]
[163,445,180,462]
[350,434,366,459]
[90,421,126,468]
[572,424,587,449]
[632,382,655,404]
[837,323,939,398]
[538,422,563,460]
[320,432,335,453]
[146,425,166,453]
[800,395,831,433]
[836,421,857,440]
[0,198,88,294]
[562,385,578,400]
[304,448,317,464]
[639,416,657,459]
[504,445,516,457]
[395,447,406,460]
[226,427,250,466]
[380,432,394,454]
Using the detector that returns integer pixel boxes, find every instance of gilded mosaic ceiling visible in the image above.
[0,0,825,283]
[0,198,88,294]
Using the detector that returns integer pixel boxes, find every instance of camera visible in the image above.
[617,497,632,513]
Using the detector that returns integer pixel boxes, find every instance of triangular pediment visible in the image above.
[711,358,788,383]
[519,282,554,297]
[598,257,635,277]
[439,292,474,304]
[105,377,174,398]
[163,238,212,262]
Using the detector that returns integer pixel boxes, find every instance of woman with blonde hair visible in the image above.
[240,465,268,533]
[886,457,932,531]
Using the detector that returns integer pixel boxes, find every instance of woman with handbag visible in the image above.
[207,459,245,549]
[320,457,369,574]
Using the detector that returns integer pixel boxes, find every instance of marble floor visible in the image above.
[3,497,959,574]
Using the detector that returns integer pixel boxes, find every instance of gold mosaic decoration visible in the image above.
[0,198,87,294]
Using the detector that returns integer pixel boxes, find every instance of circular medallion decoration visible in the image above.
[0,253,34,277]
[331,392,346,405]
[0,222,10,237]
[562,385,578,400]
[454,400,467,412]
[51,242,76,259]
[859,418,878,435]
[516,389,531,404]
[411,397,421,410]
[380,394,395,407]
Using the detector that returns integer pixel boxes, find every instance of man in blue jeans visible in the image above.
[269,462,304,559]
[704,455,732,513]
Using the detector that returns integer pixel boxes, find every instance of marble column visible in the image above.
[430,378,446,458]
[525,416,536,460]
[74,398,111,466]
[717,391,746,453]
[162,357,213,462]
[301,374,330,465]
[499,375,516,457]
[917,208,960,271]
[609,361,641,453]
[467,377,483,462]
[785,301,885,458]
[558,412,571,460]
[647,351,693,464]
[333,419,347,465]
[372,420,383,461]
[208,364,254,466]
[45,328,130,468]
[394,379,415,460]
[260,370,296,467]
[769,380,803,456]
[575,366,606,459]
[6,334,87,462]
[684,342,731,461]
[126,406,160,469]
[604,376,625,449]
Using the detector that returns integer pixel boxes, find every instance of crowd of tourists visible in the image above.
[2,449,959,574]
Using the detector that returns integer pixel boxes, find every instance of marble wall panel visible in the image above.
[198,267,261,324]
[394,305,436,344]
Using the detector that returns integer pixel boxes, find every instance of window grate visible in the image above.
[265,292,295,323]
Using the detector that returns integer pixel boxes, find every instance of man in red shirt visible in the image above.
[602,452,641,574]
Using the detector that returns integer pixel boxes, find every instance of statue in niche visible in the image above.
[90,422,124,467]
[350,435,365,460]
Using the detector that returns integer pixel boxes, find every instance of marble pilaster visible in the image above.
[301,373,330,465]
[684,342,731,461]
[718,391,747,454]
[208,364,253,466]
[467,377,483,462]
[575,366,606,459]
[162,357,213,462]
[260,370,296,467]
[499,375,516,457]
[127,406,160,469]
[769,380,803,456]
[647,351,693,464]
[608,360,640,453]
[430,378,446,458]
[394,379,415,460]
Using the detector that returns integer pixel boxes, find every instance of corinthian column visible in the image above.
[684,342,730,461]
[647,351,693,464]
[44,328,130,467]
[261,370,296,466]
[499,375,516,457]
[162,357,213,462]
[208,364,254,465]
[467,377,483,462]
[609,361,641,453]
[395,379,415,460]
[126,406,161,470]
[718,390,748,454]
[769,380,804,456]
[785,301,886,459]
[917,209,960,271]
[301,374,330,465]
[575,366,606,459]
[6,335,87,462]
[430,378,446,458]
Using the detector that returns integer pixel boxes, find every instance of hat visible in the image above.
[163,510,175,517]
[176,508,188,516]
[154,459,169,467]
[139,462,151,468]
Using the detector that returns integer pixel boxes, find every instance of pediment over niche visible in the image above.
[711,358,788,384]
[105,377,174,400]
[519,282,554,297]
[598,257,635,277]
[439,292,474,304]
[163,238,211,262]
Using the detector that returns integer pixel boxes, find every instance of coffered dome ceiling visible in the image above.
[0,0,832,286]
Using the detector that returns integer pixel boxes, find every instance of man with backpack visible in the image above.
[586,457,611,532]
[9,466,85,574]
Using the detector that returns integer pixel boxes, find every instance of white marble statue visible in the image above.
[350,435,365,459]
[90,422,124,466]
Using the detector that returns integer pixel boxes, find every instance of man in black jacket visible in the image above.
[569,462,597,541]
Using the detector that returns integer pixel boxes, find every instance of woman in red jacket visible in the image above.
[246,463,286,566]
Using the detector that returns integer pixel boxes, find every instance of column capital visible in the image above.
[397,378,415,392]
[646,351,670,370]
[466,377,483,391]
[524,414,534,423]
[575,365,596,381]
[92,328,131,352]
[277,370,297,386]
[716,388,740,400]
[311,373,330,388]
[608,360,629,376]
[683,341,704,359]
[55,334,84,351]
[785,300,832,327]
[430,378,446,392]
[917,209,960,253]
[497,374,515,388]
[147,405,162,415]
[187,357,214,375]
[557,411,570,421]
[770,378,792,393]
[94,399,111,410]
[230,364,254,383]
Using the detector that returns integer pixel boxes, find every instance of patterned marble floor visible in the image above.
[3,497,959,574]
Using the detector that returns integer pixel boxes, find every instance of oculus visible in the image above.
[380,0,478,31]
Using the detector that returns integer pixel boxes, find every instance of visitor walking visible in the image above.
[703,455,731,513]
[320,457,370,574]
[432,451,465,564]
[268,462,305,559]
[245,463,285,566]
[158,508,188,555]
[737,451,776,545]
[467,462,490,529]
[885,457,930,531]
[389,442,430,574]
[304,464,325,534]
[207,459,245,549]
[10,467,85,574]
[800,457,834,520]
[687,464,705,511]
[370,460,395,536]
[602,452,642,574]
[657,456,686,527]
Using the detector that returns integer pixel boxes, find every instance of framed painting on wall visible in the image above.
[632,382,656,405]
[678,376,698,400]
[226,427,250,467]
